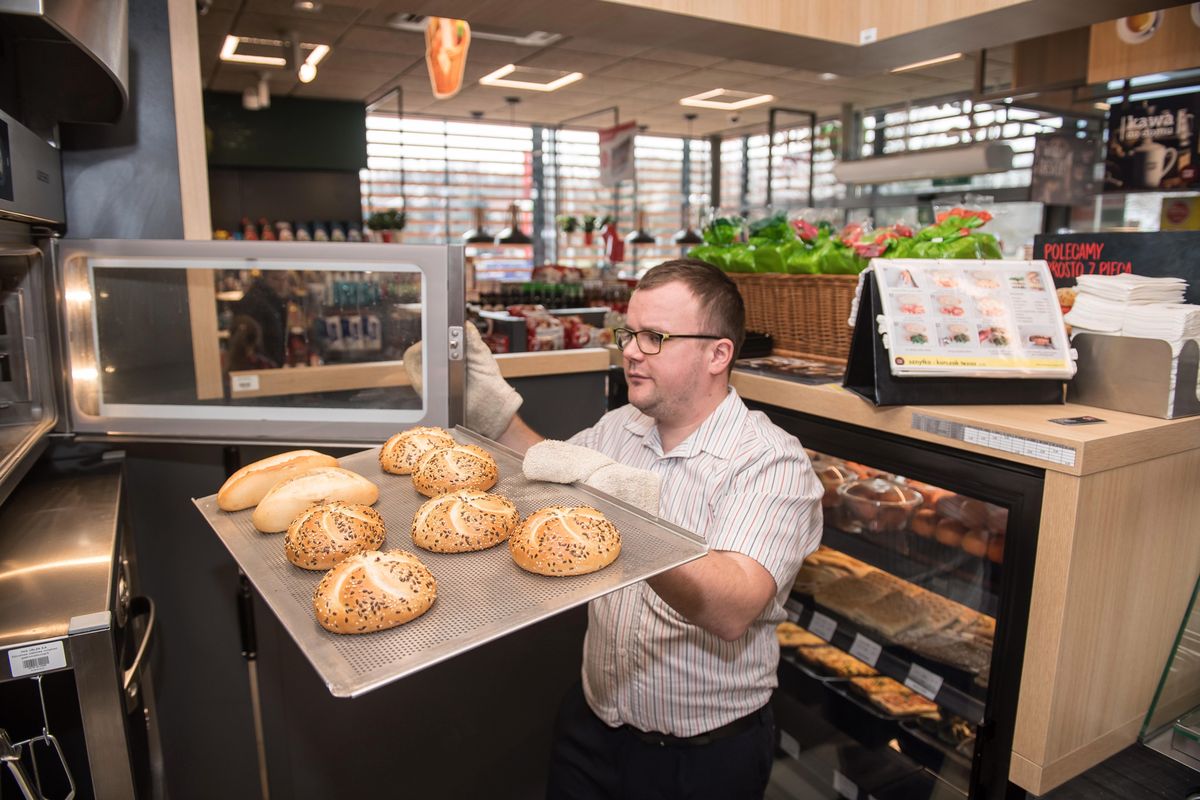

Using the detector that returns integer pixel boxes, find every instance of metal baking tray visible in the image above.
[193,427,708,698]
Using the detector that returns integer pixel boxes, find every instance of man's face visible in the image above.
[264,271,289,298]
[622,281,715,422]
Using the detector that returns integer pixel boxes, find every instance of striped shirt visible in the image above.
[568,387,823,736]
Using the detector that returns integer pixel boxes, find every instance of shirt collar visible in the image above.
[622,387,747,460]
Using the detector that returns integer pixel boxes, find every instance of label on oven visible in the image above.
[8,640,67,677]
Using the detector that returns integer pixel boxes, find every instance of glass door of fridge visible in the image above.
[50,240,464,443]
[757,407,1044,800]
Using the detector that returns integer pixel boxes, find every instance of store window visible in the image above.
[362,115,533,245]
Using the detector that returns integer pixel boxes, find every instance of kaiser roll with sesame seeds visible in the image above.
[285,501,387,570]
[411,443,498,497]
[379,426,456,475]
[313,549,437,634]
[509,505,621,576]
[411,489,519,553]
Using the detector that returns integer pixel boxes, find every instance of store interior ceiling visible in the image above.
[199,0,1165,135]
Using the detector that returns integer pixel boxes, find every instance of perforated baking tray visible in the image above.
[193,428,707,698]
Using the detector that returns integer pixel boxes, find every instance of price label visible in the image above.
[230,374,260,393]
[784,598,805,623]
[8,640,66,678]
[809,611,837,642]
[904,663,945,700]
[833,769,858,799]
[779,730,801,760]
[849,634,882,667]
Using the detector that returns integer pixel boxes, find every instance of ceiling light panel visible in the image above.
[678,88,775,110]
[890,52,964,73]
[479,65,584,92]
[221,35,287,66]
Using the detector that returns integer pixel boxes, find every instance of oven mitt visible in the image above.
[403,324,523,440]
[523,440,661,516]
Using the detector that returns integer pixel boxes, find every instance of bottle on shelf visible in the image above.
[312,222,329,242]
[295,222,312,242]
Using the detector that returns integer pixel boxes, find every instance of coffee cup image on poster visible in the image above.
[1105,92,1199,191]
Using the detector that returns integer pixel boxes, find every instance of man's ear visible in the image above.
[709,338,735,375]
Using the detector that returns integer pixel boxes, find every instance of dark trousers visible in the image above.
[545,682,775,800]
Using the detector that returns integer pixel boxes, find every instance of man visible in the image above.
[452,259,822,800]
[232,270,291,367]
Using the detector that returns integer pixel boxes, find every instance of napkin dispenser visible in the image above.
[1068,333,1200,419]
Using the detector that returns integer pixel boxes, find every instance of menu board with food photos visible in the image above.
[873,259,1074,378]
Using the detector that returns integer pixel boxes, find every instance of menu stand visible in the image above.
[843,276,1066,406]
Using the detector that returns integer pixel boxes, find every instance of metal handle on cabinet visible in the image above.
[122,596,156,693]
[0,728,38,800]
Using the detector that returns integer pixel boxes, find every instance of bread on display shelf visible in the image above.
[411,444,498,497]
[509,506,621,576]
[217,450,338,511]
[379,427,456,475]
[411,489,519,553]
[251,467,379,533]
[313,549,437,634]
[285,501,387,570]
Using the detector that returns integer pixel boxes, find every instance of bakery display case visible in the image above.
[761,410,1044,800]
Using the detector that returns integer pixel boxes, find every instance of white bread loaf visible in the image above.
[411,444,498,497]
[509,506,621,576]
[252,467,379,533]
[217,450,339,511]
[313,549,437,634]
[379,427,456,475]
[411,490,519,553]
[285,502,387,570]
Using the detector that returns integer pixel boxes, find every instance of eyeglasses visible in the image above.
[614,327,724,355]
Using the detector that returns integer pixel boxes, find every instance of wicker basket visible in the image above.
[727,273,859,361]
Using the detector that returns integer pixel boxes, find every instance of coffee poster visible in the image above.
[1031,133,1098,205]
[1104,90,1200,191]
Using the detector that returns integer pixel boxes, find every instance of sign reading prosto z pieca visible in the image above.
[1105,91,1199,191]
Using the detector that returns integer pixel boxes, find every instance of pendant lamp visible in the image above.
[463,110,494,243]
[496,97,532,245]
[673,114,705,245]
[626,125,655,244]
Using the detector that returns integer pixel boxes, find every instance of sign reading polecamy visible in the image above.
[1034,232,1200,305]
[1105,91,1199,191]
[598,121,637,187]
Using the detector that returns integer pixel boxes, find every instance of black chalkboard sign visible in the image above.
[1033,231,1200,304]
[1030,133,1098,206]
[203,92,367,171]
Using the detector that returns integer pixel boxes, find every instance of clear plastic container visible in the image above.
[836,477,923,535]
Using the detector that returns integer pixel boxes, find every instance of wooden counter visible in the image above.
[731,370,1200,795]
[496,348,610,379]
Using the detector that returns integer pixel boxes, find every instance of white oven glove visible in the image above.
[523,440,661,516]
[403,324,522,440]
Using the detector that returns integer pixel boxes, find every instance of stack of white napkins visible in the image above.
[1065,274,1198,416]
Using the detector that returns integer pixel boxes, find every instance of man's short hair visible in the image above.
[636,258,746,361]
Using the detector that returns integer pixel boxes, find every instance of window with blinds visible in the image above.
[361,115,534,245]
[718,123,841,215]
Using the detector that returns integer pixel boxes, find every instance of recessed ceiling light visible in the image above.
[221,35,287,67]
[819,72,838,81]
[293,0,321,10]
[678,89,774,110]
[479,64,583,92]
[890,52,964,73]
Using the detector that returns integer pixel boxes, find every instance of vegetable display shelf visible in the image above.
[783,594,987,727]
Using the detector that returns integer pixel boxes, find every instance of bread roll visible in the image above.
[313,549,436,634]
[285,502,387,570]
[411,444,498,497]
[910,508,938,538]
[935,517,967,548]
[252,467,379,533]
[379,427,456,475]
[962,528,989,558]
[217,450,338,511]
[411,490,519,553]
[509,506,621,576]
[987,533,1006,564]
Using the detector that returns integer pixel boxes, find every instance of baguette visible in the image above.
[252,467,379,533]
[217,450,338,511]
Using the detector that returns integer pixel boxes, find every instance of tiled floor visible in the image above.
[1040,745,1200,800]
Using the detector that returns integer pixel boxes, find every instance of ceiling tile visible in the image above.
[323,48,412,75]
[515,48,622,73]
[338,26,426,54]
[240,0,364,24]
[650,48,726,68]
[556,35,650,57]
[197,9,236,38]
[717,59,790,77]
[595,58,699,82]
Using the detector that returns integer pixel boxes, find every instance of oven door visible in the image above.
[50,238,465,446]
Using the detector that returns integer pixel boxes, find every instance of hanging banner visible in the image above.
[598,121,637,187]
[425,18,471,100]
[1104,90,1199,191]
[1030,133,1098,206]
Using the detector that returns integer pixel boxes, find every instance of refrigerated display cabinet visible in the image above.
[731,370,1200,798]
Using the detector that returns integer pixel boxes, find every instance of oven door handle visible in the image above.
[123,596,156,692]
